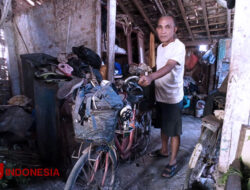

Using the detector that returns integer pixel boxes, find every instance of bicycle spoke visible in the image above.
[102,152,109,186]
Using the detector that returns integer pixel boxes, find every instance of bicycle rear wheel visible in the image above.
[134,111,151,156]
[185,127,215,189]
[64,144,117,190]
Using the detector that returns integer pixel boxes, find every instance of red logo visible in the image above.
[0,163,4,179]
[0,163,59,179]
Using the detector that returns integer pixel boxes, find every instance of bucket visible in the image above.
[195,108,204,118]
[195,100,205,118]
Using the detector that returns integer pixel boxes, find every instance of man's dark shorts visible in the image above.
[155,100,183,137]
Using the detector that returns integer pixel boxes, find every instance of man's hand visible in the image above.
[138,75,153,87]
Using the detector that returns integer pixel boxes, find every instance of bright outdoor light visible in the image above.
[199,45,208,52]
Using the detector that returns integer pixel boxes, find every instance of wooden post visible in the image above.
[137,31,145,64]
[126,31,133,65]
[107,0,116,82]
[4,20,21,95]
[218,1,250,172]
[149,32,155,68]
[95,0,102,57]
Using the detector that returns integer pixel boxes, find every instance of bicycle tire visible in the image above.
[134,111,151,156]
[184,127,214,189]
[64,145,117,190]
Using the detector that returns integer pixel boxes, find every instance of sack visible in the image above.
[74,109,118,144]
[73,85,123,144]
[72,45,102,69]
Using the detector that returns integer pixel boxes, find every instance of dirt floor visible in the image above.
[16,115,201,190]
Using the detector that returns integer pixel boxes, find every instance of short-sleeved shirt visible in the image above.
[155,39,186,104]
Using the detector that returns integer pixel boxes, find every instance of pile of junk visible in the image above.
[0,45,153,188]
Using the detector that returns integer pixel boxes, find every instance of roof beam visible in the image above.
[201,0,211,41]
[190,21,230,28]
[192,27,227,33]
[153,0,167,15]
[131,0,157,36]
[184,40,211,47]
[176,0,194,41]
[117,0,135,23]
[227,9,232,37]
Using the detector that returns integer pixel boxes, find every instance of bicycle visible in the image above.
[114,76,152,160]
[184,115,222,189]
[64,141,117,190]
[64,76,152,190]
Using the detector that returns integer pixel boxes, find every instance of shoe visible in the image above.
[57,78,84,99]
[161,163,179,178]
[149,149,169,158]
[57,63,73,77]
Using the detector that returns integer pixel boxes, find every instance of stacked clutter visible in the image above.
[21,45,103,86]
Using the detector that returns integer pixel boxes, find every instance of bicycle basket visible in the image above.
[73,85,123,144]
[74,109,118,144]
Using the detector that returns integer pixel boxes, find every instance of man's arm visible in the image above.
[138,59,178,87]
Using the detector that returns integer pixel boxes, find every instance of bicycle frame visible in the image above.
[114,76,151,160]
[115,104,136,159]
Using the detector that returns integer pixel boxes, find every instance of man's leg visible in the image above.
[169,135,180,165]
[161,131,169,155]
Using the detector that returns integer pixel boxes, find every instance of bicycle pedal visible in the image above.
[115,128,134,135]
[88,158,98,162]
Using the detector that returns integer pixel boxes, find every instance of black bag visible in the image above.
[73,85,123,144]
[72,45,102,69]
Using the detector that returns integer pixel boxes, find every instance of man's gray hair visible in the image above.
[158,14,177,27]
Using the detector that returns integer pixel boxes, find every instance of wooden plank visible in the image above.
[126,32,133,65]
[236,125,250,159]
[227,9,232,37]
[192,28,227,34]
[4,21,21,95]
[131,0,157,36]
[190,21,229,28]
[218,0,250,173]
[107,0,117,82]
[137,32,145,63]
[184,40,211,47]
[95,0,101,57]
[117,0,134,23]
[149,32,155,68]
[176,0,194,41]
[153,0,166,16]
[201,0,211,41]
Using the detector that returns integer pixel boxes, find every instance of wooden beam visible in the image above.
[126,32,133,65]
[95,0,101,57]
[117,0,134,23]
[131,0,157,36]
[184,40,211,47]
[201,0,211,41]
[149,32,155,68]
[107,0,117,82]
[227,10,232,37]
[190,21,230,28]
[192,27,227,34]
[137,32,145,63]
[153,0,166,15]
[176,0,194,41]
[218,0,250,172]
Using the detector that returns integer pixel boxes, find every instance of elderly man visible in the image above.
[139,15,185,178]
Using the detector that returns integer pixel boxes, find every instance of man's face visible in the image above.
[156,17,177,44]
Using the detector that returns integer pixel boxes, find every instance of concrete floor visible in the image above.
[17,115,201,190]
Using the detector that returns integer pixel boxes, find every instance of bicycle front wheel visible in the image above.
[64,144,117,190]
